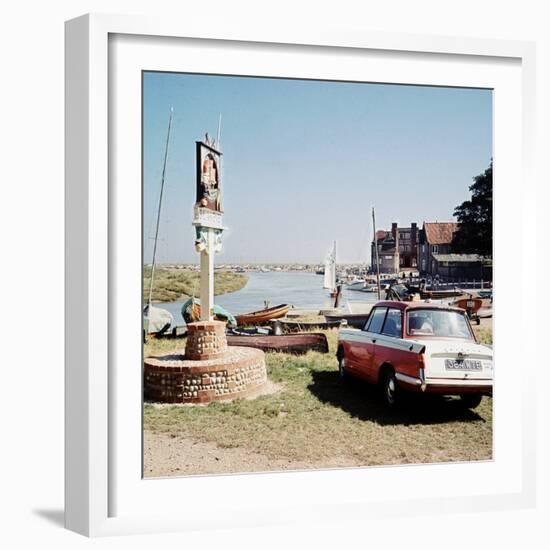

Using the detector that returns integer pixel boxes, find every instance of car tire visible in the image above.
[338,354,349,381]
[458,394,483,409]
[381,369,401,408]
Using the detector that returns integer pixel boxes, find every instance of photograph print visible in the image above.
[142,71,493,478]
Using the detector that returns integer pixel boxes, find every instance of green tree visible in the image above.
[453,161,493,256]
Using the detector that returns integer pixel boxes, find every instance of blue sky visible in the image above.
[143,72,492,264]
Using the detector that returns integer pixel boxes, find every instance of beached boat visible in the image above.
[276,318,342,333]
[323,312,371,329]
[144,304,174,335]
[181,297,237,326]
[226,332,329,355]
[235,304,290,326]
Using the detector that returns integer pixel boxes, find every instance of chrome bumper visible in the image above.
[395,372,493,392]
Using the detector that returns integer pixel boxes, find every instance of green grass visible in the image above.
[144,326,493,469]
[473,325,492,345]
[143,266,248,303]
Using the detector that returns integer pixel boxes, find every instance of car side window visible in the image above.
[381,308,402,338]
[365,307,387,333]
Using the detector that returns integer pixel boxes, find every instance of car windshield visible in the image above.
[407,309,472,339]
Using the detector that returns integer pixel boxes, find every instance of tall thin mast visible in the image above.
[333,240,337,290]
[216,113,222,149]
[372,207,381,299]
[147,107,174,310]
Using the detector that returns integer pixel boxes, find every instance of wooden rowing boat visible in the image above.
[226,332,329,354]
[235,304,290,326]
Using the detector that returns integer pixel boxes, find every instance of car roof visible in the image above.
[372,300,465,313]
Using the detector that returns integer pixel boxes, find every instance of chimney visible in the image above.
[411,222,417,244]
[392,222,400,272]
[394,223,399,249]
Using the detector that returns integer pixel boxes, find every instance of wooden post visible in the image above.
[199,229,215,321]
[334,283,343,308]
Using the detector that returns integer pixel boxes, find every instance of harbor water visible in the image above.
[160,271,380,325]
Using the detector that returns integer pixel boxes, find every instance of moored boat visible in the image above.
[323,240,337,297]
[346,280,366,291]
[226,332,329,355]
[235,303,290,326]
[420,289,464,300]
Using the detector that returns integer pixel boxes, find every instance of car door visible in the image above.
[348,306,387,380]
[372,307,404,378]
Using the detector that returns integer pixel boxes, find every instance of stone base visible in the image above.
[144,346,267,404]
[185,320,227,360]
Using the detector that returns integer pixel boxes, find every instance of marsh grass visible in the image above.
[143,266,248,303]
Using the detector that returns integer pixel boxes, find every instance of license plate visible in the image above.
[445,359,482,371]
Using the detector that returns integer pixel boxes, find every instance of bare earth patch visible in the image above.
[144,432,359,477]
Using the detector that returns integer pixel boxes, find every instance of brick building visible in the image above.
[417,222,458,275]
[371,222,419,274]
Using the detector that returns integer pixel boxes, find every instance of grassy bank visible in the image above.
[144,324,493,475]
[143,266,248,303]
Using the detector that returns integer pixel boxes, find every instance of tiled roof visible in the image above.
[424,222,458,245]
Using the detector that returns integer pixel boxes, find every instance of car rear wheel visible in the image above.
[381,369,401,408]
[458,394,483,409]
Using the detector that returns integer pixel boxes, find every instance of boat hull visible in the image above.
[235,304,290,326]
[276,318,341,333]
[226,333,329,355]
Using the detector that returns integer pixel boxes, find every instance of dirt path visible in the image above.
[143,431,360,477]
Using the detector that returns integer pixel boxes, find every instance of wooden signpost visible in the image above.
[193,133,224,321]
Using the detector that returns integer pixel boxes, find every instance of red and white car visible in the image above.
[337,301,493,408]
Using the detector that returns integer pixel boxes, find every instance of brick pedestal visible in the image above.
[185,320,227,360]
[144,347,267,404]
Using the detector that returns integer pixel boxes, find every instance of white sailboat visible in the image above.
[323,240,337,295]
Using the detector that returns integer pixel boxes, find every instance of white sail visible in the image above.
[323,241,337,290]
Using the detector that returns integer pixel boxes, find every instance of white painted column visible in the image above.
[199,229,215,321]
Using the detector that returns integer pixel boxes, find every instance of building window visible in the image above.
[432,245,439,254]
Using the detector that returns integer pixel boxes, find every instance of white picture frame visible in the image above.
[65,13,537,537]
